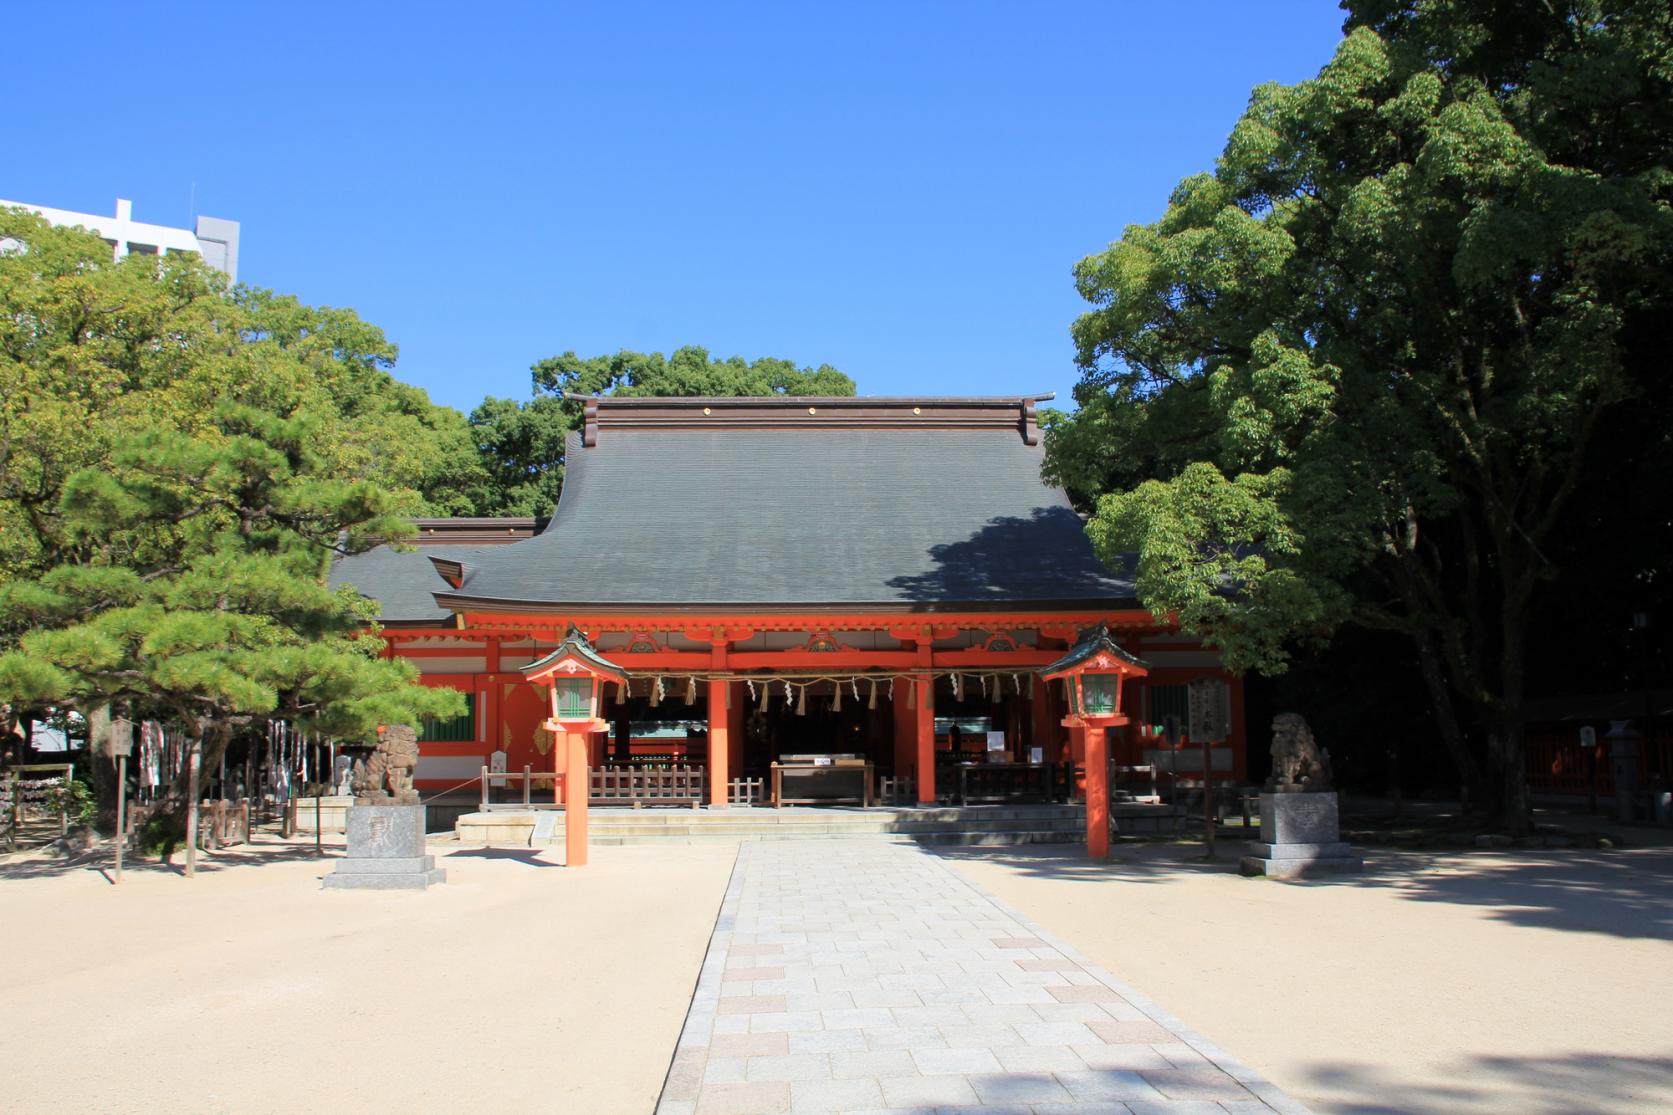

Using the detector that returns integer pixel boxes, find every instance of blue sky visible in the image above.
[11,3,1347,415]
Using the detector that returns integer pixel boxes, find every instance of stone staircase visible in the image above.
[453,801,1185,847]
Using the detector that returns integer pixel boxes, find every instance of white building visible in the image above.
[0,196,239,282]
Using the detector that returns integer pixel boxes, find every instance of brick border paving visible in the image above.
[656,842,1312,1115]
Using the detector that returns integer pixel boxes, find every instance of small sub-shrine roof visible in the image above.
[433,395,1137,611]
[328,543,490,625]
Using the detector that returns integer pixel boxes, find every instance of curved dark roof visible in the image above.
[436,396,1135,610]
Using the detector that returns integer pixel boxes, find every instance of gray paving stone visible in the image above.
[912,1046,1004,1075]
[656,843,1308,1115]
[990,1045,1085,1072]
[829,1048,919,1080]
[879,1074,981,1108]
[787,1076,884,1113]
[965,1071,1074,1104]
[745,1054,831,1083]
[1013,1020,1100,1046]
[786,1030,867,1054]
[865,1025,950,1051]
[1071,1043,1174,1072]
[1056,1069,1166,1101]
[749,1011,823,1034]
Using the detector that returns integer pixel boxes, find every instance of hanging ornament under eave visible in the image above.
[685,676,697,705]
[990,674,1001,703]
[796,685,807,716]
[759,679,770,710]
[650,677,662,707]
[614,680,626,705]
[868,679,878,710]
[832,682,842,712]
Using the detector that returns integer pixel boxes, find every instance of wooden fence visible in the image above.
[591,765,705,805]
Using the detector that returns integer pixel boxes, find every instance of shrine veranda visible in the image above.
[330,395,1248,854]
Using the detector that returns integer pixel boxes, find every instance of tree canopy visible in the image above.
[1047,0,1673,828]
[0,210,463,830]
[469,345,856,516]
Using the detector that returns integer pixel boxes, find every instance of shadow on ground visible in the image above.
[933,840,1673,942]
[443,846,560,868]
[1296,1048,1673,1115]
[0,840,341,882]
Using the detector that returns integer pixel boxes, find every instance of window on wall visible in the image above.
[1148,684,1189,735]
[418,693,476,742]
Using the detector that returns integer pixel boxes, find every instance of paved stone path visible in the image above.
[656,842,1310,1115]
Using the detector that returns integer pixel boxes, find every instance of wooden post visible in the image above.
[915,676,935,805]
[1083,725,1109,859]
[707,680,730,808]
[1202,734,1216,857]
[565,732,589,867]
[184,738,201,878]
[114,754,127,884]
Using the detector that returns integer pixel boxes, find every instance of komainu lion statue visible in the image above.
[351,723,421,805]
[1266,713,1333,792]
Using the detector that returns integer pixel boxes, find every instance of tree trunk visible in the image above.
[147,720,235,850]
[86,704,118,834]
[1483,610,1532,834]
[1411,629,1484,805]
[1485,720,1532,834]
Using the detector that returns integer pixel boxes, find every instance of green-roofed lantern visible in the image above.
[1038,624,1148,727]
[521,625,631,733]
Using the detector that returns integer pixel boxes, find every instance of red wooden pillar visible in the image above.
[727,682,745,778]
[707,679,730,807]
[565,731,589,867]
[1082,723,1109,859]
[1032,679,1058,763]
[484,637,502,752]
[915,676,936,805]
[893,684,915,781]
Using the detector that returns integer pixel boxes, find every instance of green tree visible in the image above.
[0,210,464,835]
[1049,0,1673,830]
[470,345,856,515]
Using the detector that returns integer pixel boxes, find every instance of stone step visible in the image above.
[588,829,1087,847]
[583,806,1088,823]
[580,819,1090,837]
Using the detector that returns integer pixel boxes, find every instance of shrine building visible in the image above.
[330,394,1247,854]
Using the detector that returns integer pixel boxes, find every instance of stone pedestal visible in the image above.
[323,805,445,890]
[1240,792,1363,879]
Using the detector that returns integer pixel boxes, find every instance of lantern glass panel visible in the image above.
[553,678,593,719]
[1082,674,1117,716]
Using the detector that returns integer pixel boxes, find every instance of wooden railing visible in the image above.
[728,777,763,806]
[195,799,251,850]
[879,775,915,805]
[591,765,705,805]
[479,767,566,811]
[478,764,706,810]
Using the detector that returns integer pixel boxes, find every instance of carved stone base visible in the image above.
[1240,792,1363,879]
[323,805,445,890]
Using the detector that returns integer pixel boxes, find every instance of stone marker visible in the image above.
[1240,713,1363,879]
[324,725,445,891]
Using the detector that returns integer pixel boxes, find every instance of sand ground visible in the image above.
[940,841,1673,1115]
[0,837,735,1115]
[5,834,1671,1115]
